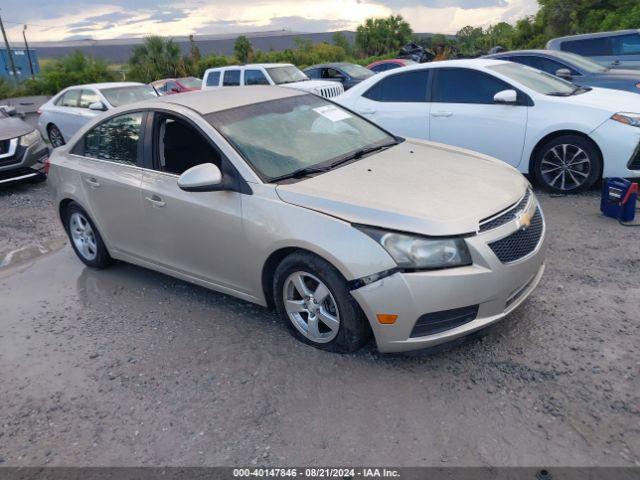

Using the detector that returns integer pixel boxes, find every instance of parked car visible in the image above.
[151,77,202,95]
[0,105,48,185]
[486,49,640,93]
[201,63,344,99]
[336,59,640,193]
[47,86,546,353]
[303,63,373,90]
[546,29,640,70]
[366,59,417,73]
[38,82,158,147]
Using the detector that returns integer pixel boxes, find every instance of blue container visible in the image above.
[601,178,638,222]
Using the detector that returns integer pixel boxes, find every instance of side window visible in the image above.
[433,68,511,104]
[244,70,270,85]
[79,89,101,108]
[206,71,221,87]
[563,38,611,56]
[155,115,221,175]
[83,112,144,166]
[612,34,640,55]
[305,68,320,79]
[323,68,343,79]
[502,56,538,68]
[56,89,81,107]
[223,69,241,86]
[535,57,579,75]
[166,81,179,92]
[363,70,430,103]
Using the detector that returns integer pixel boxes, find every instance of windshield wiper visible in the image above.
[335,141,399,163]
[269,165,333,182]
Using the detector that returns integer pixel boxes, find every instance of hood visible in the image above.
[597,69,640,81]
[0,116,34,141]
[276,140,528,236]
[559,86,640,111]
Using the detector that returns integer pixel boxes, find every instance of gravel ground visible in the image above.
[0,181,638,467]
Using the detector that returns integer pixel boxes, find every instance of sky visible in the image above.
[2,0,539,43]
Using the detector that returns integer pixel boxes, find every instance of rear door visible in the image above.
[52,89,85,140]
[428,67,528,167]
[223,69,241,87]
[353,69,431,139]
[71,111,147,258]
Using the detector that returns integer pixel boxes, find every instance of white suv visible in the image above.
[201,63,344,99]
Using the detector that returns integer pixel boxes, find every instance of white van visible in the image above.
[201,63,344,99]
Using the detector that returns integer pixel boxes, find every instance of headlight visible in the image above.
[19,129,41,147]
[611,112,640,127]
[357,226,472,270]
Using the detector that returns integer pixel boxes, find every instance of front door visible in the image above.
[140,113,247,292]
[429,67,528,167]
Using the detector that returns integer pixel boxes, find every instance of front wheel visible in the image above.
[273,252,370,353]
[532,135,601,193]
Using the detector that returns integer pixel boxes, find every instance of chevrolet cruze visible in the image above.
[48,87,547,353]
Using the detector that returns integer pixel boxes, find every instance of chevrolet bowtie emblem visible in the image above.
[519,211,532,229]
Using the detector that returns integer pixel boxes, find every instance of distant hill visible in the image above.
[30,30,449,62]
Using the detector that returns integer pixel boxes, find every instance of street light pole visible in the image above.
[23,24,35,79]
[0,11,19,85]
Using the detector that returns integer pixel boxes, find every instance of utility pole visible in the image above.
[23,25,34,79]
[0,11,19,85]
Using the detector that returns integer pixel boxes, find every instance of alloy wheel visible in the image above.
[283,271,340,343]
[48,126,65,148]
[69,212,98,261]
[540,144,591,191]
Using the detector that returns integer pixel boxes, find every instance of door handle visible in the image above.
[145,195,166,207]
[84,177,100,188]
[431,111,453,117]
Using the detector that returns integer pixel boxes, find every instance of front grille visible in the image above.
[489,208,544,263]
[0,139,10,155]
[628,144,640,170]
[410,305,479,338]
[479,190,531,232]
[316,85,344,99]
[0,137,19,166]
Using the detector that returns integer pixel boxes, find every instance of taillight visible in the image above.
[43,157,50,174]
[37,109,42,115]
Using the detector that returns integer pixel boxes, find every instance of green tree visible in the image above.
[127,36,187,83]
[332,32,352,56]
[234,35,254,63]
[355,15,412,56]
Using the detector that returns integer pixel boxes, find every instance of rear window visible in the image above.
[100,85,157,108]
[562,37,611,56]
[612,33,640,55]
[56,89,81,107]
[206,71,220,87]
[223,70,241,86]
[364,70,430,102]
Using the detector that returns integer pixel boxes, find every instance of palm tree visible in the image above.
[128,36,187,83]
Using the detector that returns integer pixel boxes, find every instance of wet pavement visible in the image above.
[0,182,639,466]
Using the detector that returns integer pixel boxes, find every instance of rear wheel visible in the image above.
[63,203,114,268]
[48,124,65,148]
[273,252,370,353]
[532,135,601,193]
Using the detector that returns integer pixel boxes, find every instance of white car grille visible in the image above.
[314,84,344,99]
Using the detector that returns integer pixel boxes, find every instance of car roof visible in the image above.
[399,58,510,70]
[304,62,355,69]
[548,29,640,44]
[140,85,306,115]
[65,82,146,90]
[205,63,294,71]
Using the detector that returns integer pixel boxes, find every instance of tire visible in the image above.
[63,202,114,269]
[273,252,370,353]
[47,124,65,148]
[531,134,601,194]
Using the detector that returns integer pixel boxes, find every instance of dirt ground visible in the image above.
[0,180,638,467]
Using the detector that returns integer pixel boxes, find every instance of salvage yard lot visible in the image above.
[0,180,638,466]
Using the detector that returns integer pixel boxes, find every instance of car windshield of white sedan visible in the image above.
[489,63,578,95]
[100,86,158,107]
[207,95,395,181]
[266,66,309,85]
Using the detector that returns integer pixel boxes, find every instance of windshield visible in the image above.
[339,64,374,79]
[100,85,158,107]
[488,63,578,95]
[178,77,202,89]
[552,51,608,73]
[266,66,309,85]
[206,94,395,181]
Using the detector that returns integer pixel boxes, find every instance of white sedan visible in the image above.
[38,82,157,148]
[336,59,640,193]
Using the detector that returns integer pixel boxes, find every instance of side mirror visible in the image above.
[493,89,518,104]
[555,68,572,80]
[178,163,224,192]
[89,101,107,111]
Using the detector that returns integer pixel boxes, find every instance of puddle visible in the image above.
[0,237,68,269]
